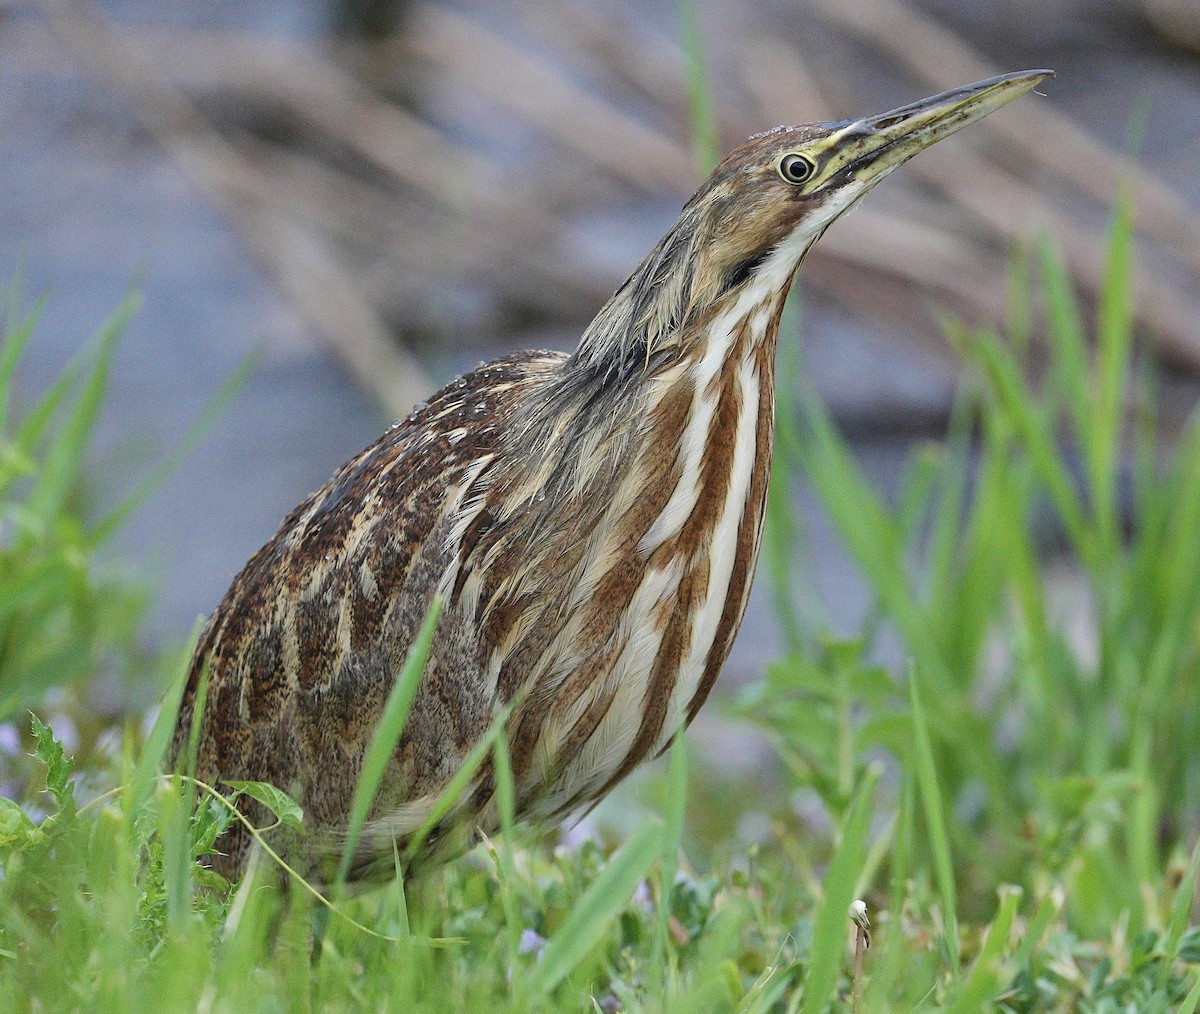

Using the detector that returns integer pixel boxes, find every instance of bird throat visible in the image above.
[492,276,791,821]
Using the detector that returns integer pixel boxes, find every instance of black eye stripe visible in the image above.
[718,249,770,297]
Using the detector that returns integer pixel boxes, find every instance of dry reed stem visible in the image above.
[38,0,436,418]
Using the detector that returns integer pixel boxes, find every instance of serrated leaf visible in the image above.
[30,712,74,809]
[222,780,305,833]
[194,793,235,855]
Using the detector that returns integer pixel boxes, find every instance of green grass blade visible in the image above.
[10,352,79,466]
[493,722,517,836]
[925,391,973,617]
[159,772,193,933]
[403,699,512,865]
[795,383,921,645]
[489,732,524,1000]
[652,730,689,995]
[2,264,26,334]
[945,886,1021,1013]
[1005,241,1032,356]
[90,349,258,547]
[26,293,138,522]
[184,660,211,783]
[1160,838,1200,987]
[675,0,719,175]
[336,595,442,888]
[525,818,663,997]
[1035,237,1088,438]
[799,763,880,1014]
[1087,188,1135,562]
[1012,888,1063,969]
[0,294,46,435]
[1179,974,1200,1014]
[764,313,816,652]
[957,320,1091,568]
[764,440,806,652]
[869,773,916,1004]
[131,618,204,807]
[908,660,960,975]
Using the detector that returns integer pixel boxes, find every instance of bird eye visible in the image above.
[778,153,816,185]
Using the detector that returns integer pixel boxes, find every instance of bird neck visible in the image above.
[517,277,789,803]
[569,217,703,381]
[482,266,793,809]
[566,204,809,393]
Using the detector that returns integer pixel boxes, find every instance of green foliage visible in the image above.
[525,820,663,997]
[0,287,150,721]
[30,711,74,809]
[800,764,878,1014]
[0,283,253,728]
[675,0,720,177]
[743,194,1200,1007]
[2,206,1199,1010]
[0,712,823,1011]
[222,781,305,833]
[0,797,39,850]
[908,663,959,973]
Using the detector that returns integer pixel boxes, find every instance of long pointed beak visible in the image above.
[828,70,1054,185]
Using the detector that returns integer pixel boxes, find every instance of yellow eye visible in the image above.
[778,152,816,185]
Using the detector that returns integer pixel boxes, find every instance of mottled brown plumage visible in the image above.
[172,71,1051,883]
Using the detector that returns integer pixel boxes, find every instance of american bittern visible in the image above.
[173,70,1052,882]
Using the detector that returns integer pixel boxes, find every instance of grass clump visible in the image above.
[742,193,1200,1007]
[0,285,150,726]
[1,198,1199,1012]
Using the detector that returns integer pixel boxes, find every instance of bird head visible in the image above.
[690,68,1055,307]
[572,69,1053,379]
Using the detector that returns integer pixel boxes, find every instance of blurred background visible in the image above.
[1,0,1198,757]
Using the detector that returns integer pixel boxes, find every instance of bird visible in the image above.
[171,69,1052,884]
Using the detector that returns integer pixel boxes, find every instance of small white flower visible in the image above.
[849,899,870,930]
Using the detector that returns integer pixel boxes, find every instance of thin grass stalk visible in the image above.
[674,0,719,177]
[868,773,915,1004]
[1180,975,1200,1014]
[764,306,814,654]
[907,661,959,976]
[651,729,689,1000]
[132,620,202,807]
[0,294,47,439]
[944,886,1020,1013]
[402,703,513,867]
[336,596,442,889]
[489,734,524,1005]
[1087,189,1135,571]
[91,349,259,547]
[797,763,880,1014]
[524,819,663,997]
[25,293,138,524]
[1011,889,1063,969]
